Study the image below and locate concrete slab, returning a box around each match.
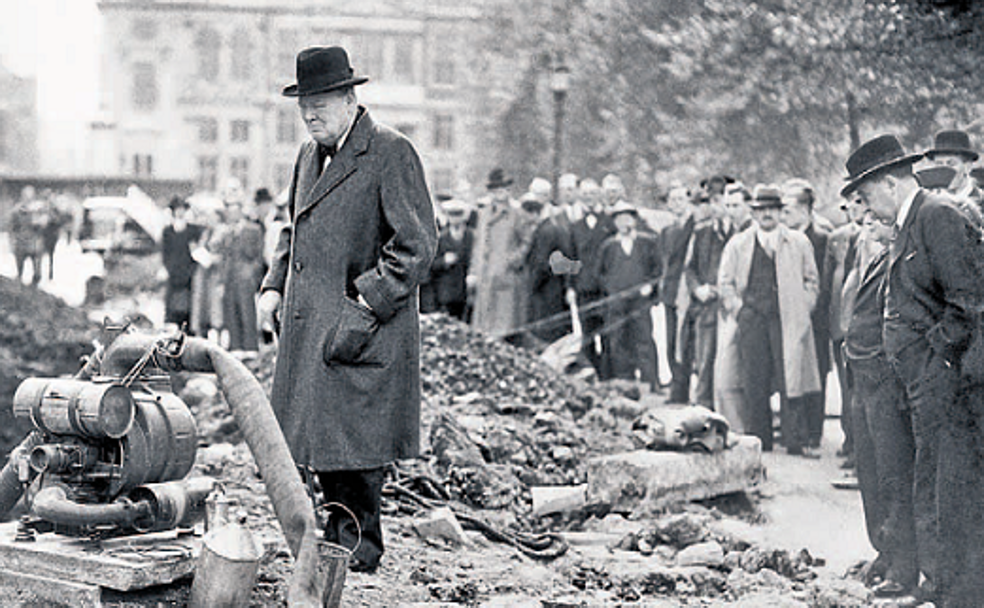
[0,568,102,607]
[0,522,199,592]
[585,435,765,517]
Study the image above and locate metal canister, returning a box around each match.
[188,512,263,608]
[204,487,233,533]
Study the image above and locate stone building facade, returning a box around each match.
[95,0,491,199]
[0,65,39,175]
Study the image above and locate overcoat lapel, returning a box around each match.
[296,109,373,219]
[889,190,925,272]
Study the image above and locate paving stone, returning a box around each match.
[585,434,765,516]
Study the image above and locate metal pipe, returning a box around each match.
[31,484,151,528]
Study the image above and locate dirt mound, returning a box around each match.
[0,277,99,453]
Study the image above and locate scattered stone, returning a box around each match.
[413,507,469,547]
[430,414,487,468]
[675,541,725,568]
[653,512,712,548]
[733,590,809,607]
[809,574,871,608]
[480,596,542,608]
[530,485,587,516]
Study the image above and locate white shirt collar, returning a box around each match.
[956,179,975,200]
[756,226,780,253]
[896,187,920,228]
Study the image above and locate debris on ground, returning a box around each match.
[0,300,878,606]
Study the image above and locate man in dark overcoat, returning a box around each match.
[844,134,984,606]
[684,177,735,407]
[660,185,696,403]
[597,202,662,390]
[257,46,437,573]
[161,196,203,331]
[525,194,576,344]
[431,198,473,321]
[842,212,918,598]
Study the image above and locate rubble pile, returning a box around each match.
[211,313,638,514]
[0,278,98,453]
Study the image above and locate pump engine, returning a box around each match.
[8,334,213,537]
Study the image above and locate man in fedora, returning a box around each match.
[924,129,982,211]
[717,184,821,455]
[842,133,984,605]
[257,45,437,573]
[468,168,533,340]
[597,201,662,391]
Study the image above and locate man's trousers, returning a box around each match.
[849,355,917,589]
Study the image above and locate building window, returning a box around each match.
[133,154,153,177]
[132,62,158,110]
[230,28,252,81]
[277,108,297,144]
[198,156,218,191]
[196,27,221,81]
[230,120,250,143]
[350,33,382,81]
[132,18,157,40]
[396,124,417,140]
[230,156,250,190]
[198,117,218,142]
[277,29,297,78]
[391,35,417,84]
[433,58,455,85]
[433,114,454,150]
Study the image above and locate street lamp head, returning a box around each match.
[550,64,571,94]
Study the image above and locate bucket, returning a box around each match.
[188,513,263,608]
[315,539,351,608]
[313,501,362,608]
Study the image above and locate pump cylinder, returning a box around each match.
[13,378,135,439]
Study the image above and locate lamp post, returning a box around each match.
[550,59,571,204]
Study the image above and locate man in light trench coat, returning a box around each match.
[257,46,437,573]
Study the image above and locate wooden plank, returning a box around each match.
[0,568,102,607]
[0,523,199,592]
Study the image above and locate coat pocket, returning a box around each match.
[325,297,380,365]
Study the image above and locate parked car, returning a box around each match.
[79,192,164,257]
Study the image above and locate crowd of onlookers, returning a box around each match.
[420,145,984,465]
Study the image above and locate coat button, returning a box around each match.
[294,261,304,272]
[293,311,303,319]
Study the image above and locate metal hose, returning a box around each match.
[32,484,151,528]
[0,431,44,520]
[99,334,323,606]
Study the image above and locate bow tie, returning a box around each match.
[320,143,338,159]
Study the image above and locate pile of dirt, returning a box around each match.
[0,277,99,454]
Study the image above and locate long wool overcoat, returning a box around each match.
[261,107,437,471]
[716,224,821,401]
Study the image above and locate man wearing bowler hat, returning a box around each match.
[842,133,984,605]
[717,184,821,456]
[924,129,982,212]
[257,46,437,573]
